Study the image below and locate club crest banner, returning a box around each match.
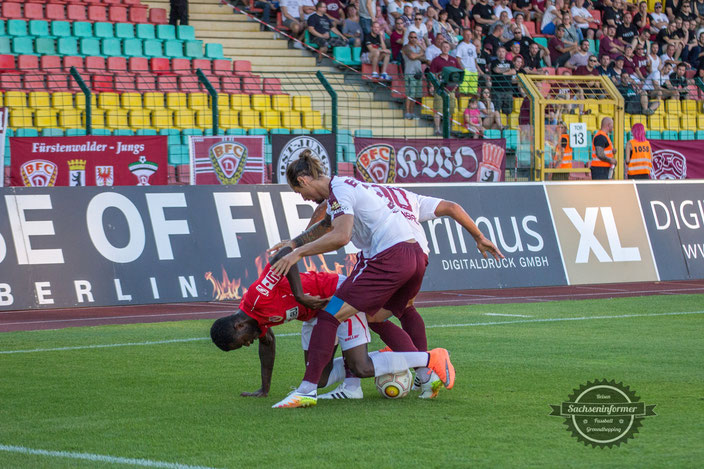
[9,136,167,186]
[649,140,704,179]
[271,134,336,183]
[354,137,506,183]
[0,108,7,187]
[189,136,265,185]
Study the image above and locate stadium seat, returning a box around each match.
[166,92,188,110]
[156,25,176,41]
[195,110,213,129]
[129,6,149,24]
[188,92,209,110]
[35,37,57,55]
[679,130,695,140]
[28,91,50,109]
[179,75,202,92]
[6,20,27,37]
[58,37,79,56]
[0,38,9,55]
[106,109,129,129]
[233,60,253,76]
[251,94,271,112]
[220,76,241,94]
[302,111,323,129]
[52,92,75,110]
[67,5,88,22]
[218,109,239,129]
[113,129,135,136]
[192,59,212,75]
[205,43,224,59]
[271,95,291,111]
[230,94,251,111]
[240,110,260,129]
[0,73,23,90]
[35,109,58,128]
[115,23,135,39]
[18,55,39,72]
[94,22,115,39]
[15,127,39,137]
[176,26,196,41]
[150,57,172,75]
[662,130,678,140]
[41,128,65,137]
[225,127,247,135]
[51,21,72,38]
[281,110,302,129]
[164,40,185,58]
[260,110,281,129]
[157,75,178,92]
[262,78,282,95]
[109,7,128,23]
[46,5,67,21]
[123,38,144,57]
[184,41,204,58]
[143,92,165,110]
[134,73,156,92]
[65,128,87,136]
[91,74,114,92]
[60,110,84,129]
[11,37,34,55]
[63,55,85,74]
[98,92,120,110]
[152,108,173,127]
[213,59,231,76]
[101,38,122,57]
[173,109,196,129]
[86,56,107,74]
[292,96,312,112]
[242,76,261,94]
[88,5,108,22]
[150,9,168,25]
[136,24,156,40]
[143,39,164,58]
[29,20,49,37]
[136,128,158,136]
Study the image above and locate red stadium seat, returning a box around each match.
[47,74,70,91]
[24,3,45,20]
[192,59,212,75]
[242,76,261,94]
[107,56,128,74]
[109,6,128,23]
[1,3,22,20]
[46,4,66,21]
[123,0,144,4]
[91,74,114,92]
[220,76,241,93]
[129,6,149,23]
[63,56,85,74]
[156,74,178,91]
[0,55,16,73]
[213,59,231,76]
[149,8,168,24]
[87,5,108,22]
[67,4,88,21]
[262,77,282,94]
[233,60,252,77]
[103,0,124,4]
[589,10,601,28]
[23,74,47,91]
[40,55,62,72]
[115,74,137,92]
[0,73,23,91]
[179,75,202,92]
[128,57,149,73]
[171,58,191,75]
[524,21,536,37]
[18,55,39,71]
[150,57,172,74]
[135,73,157,92]
[85,56,107,74]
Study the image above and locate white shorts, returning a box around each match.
[300,275,371,351]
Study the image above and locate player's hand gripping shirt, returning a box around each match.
[239,263,339,337]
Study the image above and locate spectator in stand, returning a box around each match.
[616,12,639,44]
[359,0,376,36]
[496,11,517,43]
[281,0,306,48]
[430,41,462,135]
[436,9,458,46]
[668,62,691,98]
[446,0,469,31]
[632,28,651,52]
[524,42,548,73]
[342,6,364,47]
[426,34,445,62]
[571,0,597,40]
[401,5,414,28]
[512,27,551,65]
[599,24,626,60]
[476,40,493,80]
[308,2,349,65]
[405,12,430,46]
[683,19,698,60]
[648,41,663,72]
[514,13,531,38]
[677,2,696,22]
[666,0,685,20]
[686,31,704,69]
[607,55,626,81]
[402,32,427,119]
[566,39,592,69]
[657,20,684,59]
[512,0,533,21]
[323,0,345,26]
[694,0,704,28]
[622,45,644,83]
[169,0,188,26]
[633,2,650,32]
[633,43,651,78]
[362,21,392,80]
[494,0,513,19]
[602,0,621,29]
[550,25,580,67]
[562,12,583,44]
[490,46,515,116]
[387,0,406,24]
[463,97,485,138]
[596,53,613,75]
[478,88,506,130]
[649,2,669,35]
[374,6,393,36]
[485,24,506,58]
[660,43,679,64]
[300,0,317,23]
[414,0,430,14]
[575,54,600,76]
[456,28,481,94]
[472,0,497,35]
[644,61,678,99]
[255,0,275,30]
[618,72,659,114]
[541,0,562,35]
[506,41,522,61]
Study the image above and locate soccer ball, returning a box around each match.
[375,369,413,399]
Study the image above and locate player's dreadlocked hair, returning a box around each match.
[210,315,238,351]
[286,150,325,188]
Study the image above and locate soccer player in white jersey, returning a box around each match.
[269,152,501,408]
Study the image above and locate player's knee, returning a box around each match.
[348,358,375,378]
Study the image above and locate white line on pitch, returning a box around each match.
[0,444,219,469]
[484,313,531,317]
[0,310,232,327]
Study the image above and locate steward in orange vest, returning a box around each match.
[591,118,617,180]
[626,123,652,179]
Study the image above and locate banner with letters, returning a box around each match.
[9,136,167,186]
[649,140,704,179]
[271,134,336,183]
[353,137,506,183]
[189,136,265,185]
[0,108,7,187]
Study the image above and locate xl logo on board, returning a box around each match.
[208,142,247,184]
[562,207,641,263]
[276,136,331,182]
[20,160,58,187]
[356,144,396,183]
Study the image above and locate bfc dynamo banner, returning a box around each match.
[9,136,167,186]
[649,140,704,179]
[354,137,506,183]
[189,136,265,185]
[271,134,337,183]
[0,108,7,187]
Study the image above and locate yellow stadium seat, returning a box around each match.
[173,109,195,128]
[421,97,433,116]
[151,108,173,128]
[651,100,666,116]
[302,110,322,129]
[271,94,291,112]
[280,110,301,129]
[239,109,260,129]
[665,100,681,115]
[682,99,698,114]
[680,115,697,130]
[35,109,58,128]
[697,115,704,130]
[665,114,680,130]
[647,115,663,131]
[52,92,75,110]
[218,109,239,129]
[144,92,165,110]
[9,108,33,127]
[251,94,271,112]
[630,114,646,127]
[85,108,106,127]
[260,110,281,130]
[217,93,230,109]
[512,98,523,113]
[75,94,97,110]
[195,110,213,128]
[230,94,251,111]
[58,109,82,128]
[5,91,27,108]
[600,103,614,115]
[28,92,51,109]
[129,109,151,128]
[581,115,596,129]
[188,92,209,111]
[0,92,3,108]
[292,95,312,112]
[509,113,519,128]
[562,113,579,125]
[106,109,129,129]
[121,93,143,110]
[97,92,120,110]
[583,103,599,115]
[166,92,188,110]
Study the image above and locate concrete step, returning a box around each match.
[216,39,288,49]
[240,55,316,66]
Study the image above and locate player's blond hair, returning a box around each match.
[286,150,325,187]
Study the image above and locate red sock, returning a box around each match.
[303,313,340,384]
[399,305,427,352]
[369,321,418,351]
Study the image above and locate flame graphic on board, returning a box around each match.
[302,254,357,276]
[205,267,247,301]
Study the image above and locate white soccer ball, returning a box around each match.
[375,369,413,399]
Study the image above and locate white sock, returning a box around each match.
[370,352,429,376]
[323,357,346,388]
[343,376,361,389]
[416,366,431,383]
[296,380,317,394]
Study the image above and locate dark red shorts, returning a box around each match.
[336,242,428,317]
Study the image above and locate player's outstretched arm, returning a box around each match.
[273,246,330,311]
[435,201,505,261]
[241,329,276,398]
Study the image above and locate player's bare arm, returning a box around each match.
[276,246,329,311]
[241,329,276,398]
[271,214,354,276]
[266,202,330,255]
[434,201,504,260]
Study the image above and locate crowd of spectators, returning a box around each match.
[247,0,704,134]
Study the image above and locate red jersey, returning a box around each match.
[239,263,339,337]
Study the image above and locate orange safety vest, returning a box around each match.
[627,139,652,176]
[591,130,613,168]
[556,133,573,168]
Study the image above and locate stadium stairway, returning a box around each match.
[141,0,436,137]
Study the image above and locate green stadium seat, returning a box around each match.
[225,128,247,135]
[0,38,10,54]
[184,41,204,58]
[7,20,28,37]
[35,37,57,55]
[0,20,5,36]
[12,37,35,55]
[333,47,352,65]
[291,128,309,135]
[354,129,372,137]
[248,128,268,135]
[503,129,518,150]
[203,128,225,135]
[16,128,39,137]
[167,134,181,146]
[351,47,361,65]
[485,129,502,139]
[270,128,291,135]
[94,22,115,39]
[101,38,122,57]
[313,129,331,134]
[176,25,196,41]
[679,130,694,140]
[143,39,164,58]
[205,43,224,59]
[29,20,50,37]
[696,130,704,140]
[662,130,678,140]
[51,21,72,38]
[91,129,112,136]
[73,22,94,39]
[168,144,189,165]
[181,128,203,136]
[534,37,548,48]
[58,37,79,56]
[163,40,184,58]
[123,38,144,57]
[136,24,156,40]
[65,128,87,136]
[113,129,135,136]
[645,130,661,139]
[156,24,176,40]
[159,128,180,136]
[115,23,135,39]
[80,38,101,57]
[41,128,65,137]
[136,128,158,135]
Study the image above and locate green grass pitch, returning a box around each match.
[1,294,703,468]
